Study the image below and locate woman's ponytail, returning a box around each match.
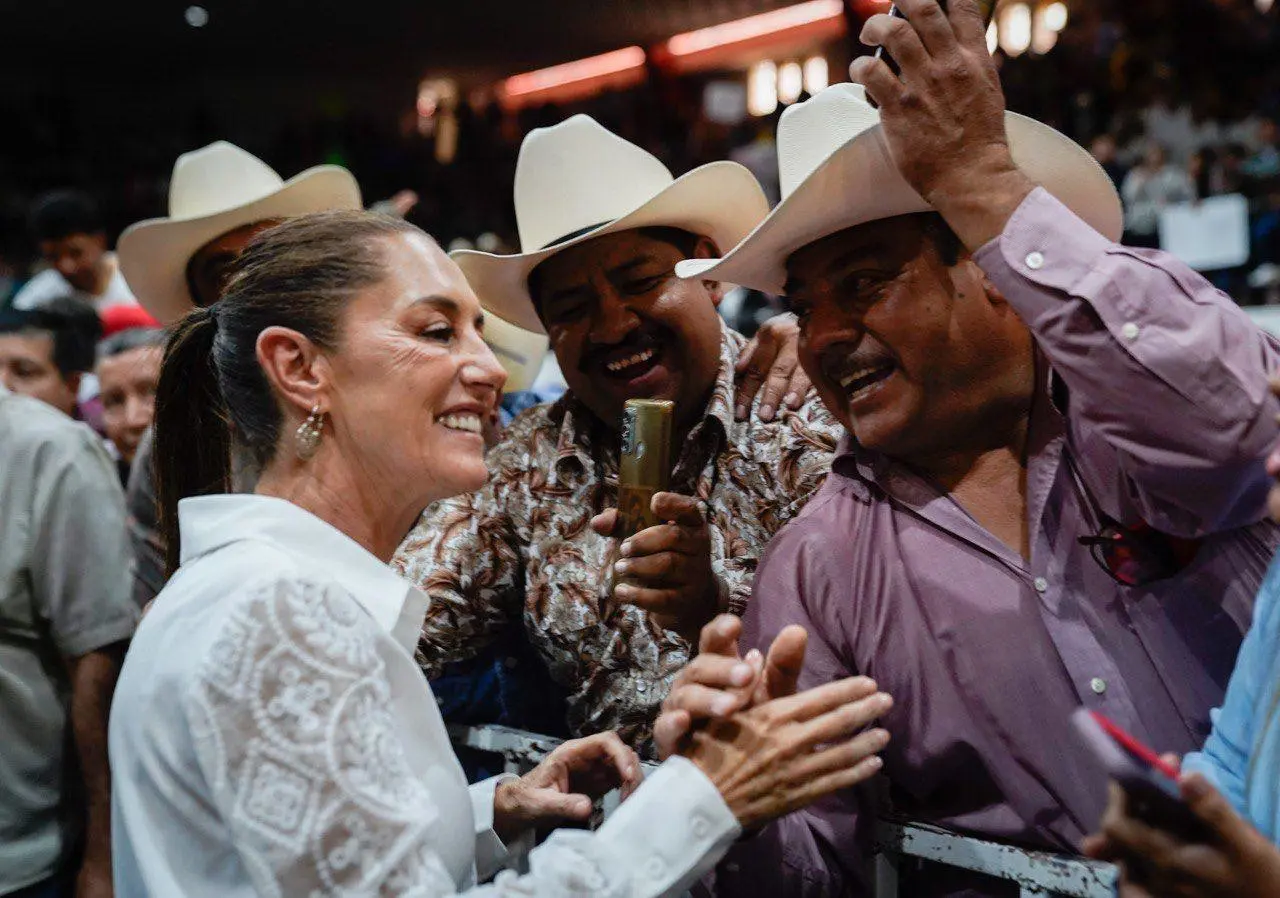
[153,305,231,577]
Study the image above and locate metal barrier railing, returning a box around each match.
[449,724,1119,897]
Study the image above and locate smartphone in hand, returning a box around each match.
[1072,709,1211,843]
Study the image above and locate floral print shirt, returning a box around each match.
[394,326,839,749]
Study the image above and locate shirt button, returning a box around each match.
[1033,577,1049,593]
[1121,321,1140,342]
[644,857,666,879]
[691,815,710,838]
[1090,677,1108,695]
[1025,251,1045,270]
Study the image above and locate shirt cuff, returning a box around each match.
[974,186,1114,304]
[594,754,741,895]
[470,773,520,881]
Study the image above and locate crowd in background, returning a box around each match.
[4,0,1280,311]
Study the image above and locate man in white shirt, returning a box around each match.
[12,191,136,313]
[0,381,138,898]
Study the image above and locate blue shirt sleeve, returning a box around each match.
[1182,553,1280,818]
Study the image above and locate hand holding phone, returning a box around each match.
[1072,709,1211,843]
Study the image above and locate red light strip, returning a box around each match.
[502,46,647,99]
[665,0,845,56]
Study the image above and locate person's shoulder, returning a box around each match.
[0,393,109,468]
[10,268,67,308]
[760,477,861,564]
[487,397,568,473]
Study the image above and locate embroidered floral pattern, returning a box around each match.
[396,327,839,749]
[184,576,644,896]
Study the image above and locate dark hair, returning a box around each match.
[0,296,103,375]
[152,210,421,575]
[527,225,705,312]
[97,326,167,364]
[28,190,105,243]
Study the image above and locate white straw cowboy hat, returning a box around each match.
[676,83,1123,294]
[483,313,549,394]
[118,141,362,323]
[451,114,771,334]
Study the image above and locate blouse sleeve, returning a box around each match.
[183,576,738,898]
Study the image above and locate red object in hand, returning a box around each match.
[1091,712,1182,781]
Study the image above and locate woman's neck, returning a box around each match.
[254,452,421,564]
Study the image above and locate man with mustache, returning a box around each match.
[660,1,1280,894]
[395,115,838,749]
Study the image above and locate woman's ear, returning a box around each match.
[255,326,329,419]
[692,236,726,307]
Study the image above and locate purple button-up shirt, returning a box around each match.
[712,189,1280,897]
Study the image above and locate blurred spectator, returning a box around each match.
[0,381,137,898]
[1090,133,1129,193]
[1243,117,1280,181]
[99,304,161,338]
[95,327,164,485]
[12,190,137,313]
[1189,147,1219,200]
[0,296,101,419]
[1122,143,1196,247]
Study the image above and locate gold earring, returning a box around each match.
[295,404,324,461]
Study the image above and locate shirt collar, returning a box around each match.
[549,322,741,480]
[177,493,424,652]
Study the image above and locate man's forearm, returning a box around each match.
[68,643,128,870]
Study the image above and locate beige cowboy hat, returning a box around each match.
[483,313,549,394]
[451,114,772,334]
[118,141,362,324]
[676,83,1123,294]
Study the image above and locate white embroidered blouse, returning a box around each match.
[109,494,739,897]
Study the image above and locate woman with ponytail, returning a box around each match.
[108,210,893,897]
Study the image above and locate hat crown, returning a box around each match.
[168,141,288,220]
[777,83,882,199]
[514,115,676,252]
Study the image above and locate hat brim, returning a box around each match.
[451,161,771,334]
[676,113,1123,294]
[118,165,363,324]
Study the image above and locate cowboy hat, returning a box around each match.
[483,312,549,394]
[118,141,362,324]
[675,83,1123,294]
[451,115,771,334]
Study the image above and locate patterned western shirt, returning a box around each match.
[394,326,839,749]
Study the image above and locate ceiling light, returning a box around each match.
[778,61,804,104]
[998,3,1032,56]
[184,6,209,27]
[501,46,646,104]
[1043,1,1069,31]
[666,0,844,56]
[803,55,829,94]
[986,20,999,54]
[748,61,778,117]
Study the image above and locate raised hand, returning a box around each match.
[849,0,1035,249]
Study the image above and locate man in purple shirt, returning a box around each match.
[658,1,1280,894]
